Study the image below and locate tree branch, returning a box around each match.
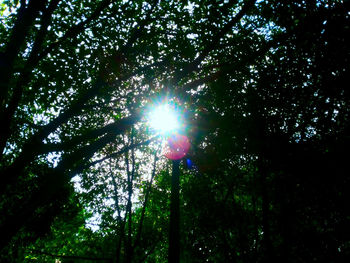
[0,110,141,194]
[3,1,162,171]
[37,0,112,62]
[71,136,157,175]
[0,0,47,108]
[172,0,257,84]
[0,0,61,155]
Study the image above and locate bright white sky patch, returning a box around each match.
[148,104,180,135]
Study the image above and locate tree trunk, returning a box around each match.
[259,159,273,263]
[168,159,180,263]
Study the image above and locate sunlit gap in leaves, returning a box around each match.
[146,99,193,163]
[71,101,185,232]
[70,139,166,233]
[147,102,183,136]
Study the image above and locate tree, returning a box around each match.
[0,0,257,255]
[179,1,350,262]
[1,0,350,262]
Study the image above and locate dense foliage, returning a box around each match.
[1,0,350,262]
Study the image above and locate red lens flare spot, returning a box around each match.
[164,134,190,160]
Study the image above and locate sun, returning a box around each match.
[148,104,181,135]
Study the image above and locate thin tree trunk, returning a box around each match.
[133,148,159,251]
[259,158,273,263]
[110,162,123,263]
[278,174,292,262]
[125,130,135,263]
[252,181,260,260]
[168,159,180,263]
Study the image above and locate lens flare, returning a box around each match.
[148,104,180,135]
[164,134,190,160]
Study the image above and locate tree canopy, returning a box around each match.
[1,0,350,262]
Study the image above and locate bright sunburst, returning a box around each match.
[148,104,180,135]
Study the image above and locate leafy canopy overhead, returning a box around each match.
[1,0,350,262]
